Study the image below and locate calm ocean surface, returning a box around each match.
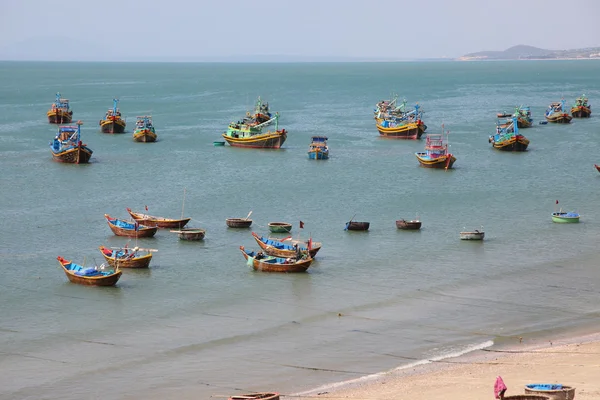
[0,60,599,400]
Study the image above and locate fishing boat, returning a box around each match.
[551,211,580,223]
[251,232,322,258]
[57,256,121,286]
[222,114,287,148]
[345,220,370,231]
[49,121,93,164]
[545,100,572,123]
[415,127,456,169]
[396,219,422,230]
[308,136,329,160]
[571,95,591,118]
[47,92,73,124]
[513,105,533,128]
[104,214,158,237]
[226,218,253,228]
[460,229,485,240]
[375,104,426,139]
[245,97,273,125]
[229,393,280,400]
[98,245,154,268]
[99,98,126,133]
[268,222,292,233]
[170,228,206,241]
[132,116,157,142]
[239,246,313,273]
[489,117,529,151]
[126,207,190,229]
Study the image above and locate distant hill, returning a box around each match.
[458,45,600,60]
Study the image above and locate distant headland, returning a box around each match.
[457,45,600,61]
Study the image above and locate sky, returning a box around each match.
[1,0,599,61]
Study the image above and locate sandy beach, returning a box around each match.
[293,334,600,400]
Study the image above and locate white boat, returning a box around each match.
[460,229,485,240]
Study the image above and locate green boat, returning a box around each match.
[268,222,292,233]
[551,212,580,223]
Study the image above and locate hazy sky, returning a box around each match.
[1,0,599,61]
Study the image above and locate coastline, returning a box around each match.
[292,332,600,400]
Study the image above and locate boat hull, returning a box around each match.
[222,130,287,149]
[595,164,600,173]
[252,232,321,258]
[491,135,529,151]
[100,119,126,133]
[345,221,370,231]
[105,214,158,237]
[171,228,206,240]
[127,209,190,229]
[47,110,73,124]
[376,120,425,139]
[308,149,329,159]
[396,220,422,230]
[416,153,456,169]
[551,214,580,223]
[571,106,591,118]
[57,257,121,286]
[51,143,93,164]
[98,246,152,268]
[226,218,253,228]
[268,222,292,233]
[240,247,313,273]
[460,231,485,240]
[133,129,157,142]
[516,117,533,128]
[546,113,572,123]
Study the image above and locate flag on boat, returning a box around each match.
[556,200,559,204]
[299,221,304,229]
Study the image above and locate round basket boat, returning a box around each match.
[268,222,292,233]
[226,218,253,228]
[524,384,575,400]
[171,228,206,241]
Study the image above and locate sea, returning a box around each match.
[0,60,599,400]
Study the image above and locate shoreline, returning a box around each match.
[292,331,600,400]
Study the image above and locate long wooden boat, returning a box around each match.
[308,136,329,160]
[489,117,529,151]
[133,116,157,142]
[99,98,126,133]
[126,208,190,228]
[552,211,580,223]
[47,92,73,124]
[240,246,313,273]
[251,232,322,258]
[460,230,485,240]
[98,245,153,268]
[170,228,206,240]
[345,221,370,231]
[104,214,158,237]
[222,114,287,149]
[57,256,121,286]
[513,105,533,128]
[229,393,280,400]
[545,100,572,123]
[268,222,292,233]
[226,218,253,228]
[571,95,591,118]
[50,121,93,164]
[375,119,425,139]
[415,128,456,169]
[244,97,274,125]
[396,219,422,230]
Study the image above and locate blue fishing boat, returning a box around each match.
[489,117,529,151]
[308,136,329,159]
[49,121,93,164]
[415,126,456,169]
[47,92,73,124]
[513,105,533,128]
[545,100,572,123]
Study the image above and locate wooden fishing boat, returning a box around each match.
[489,117,529,151]
[345,221,370,231]
[170,228,206,240]
[132,116,157,142]
[126,208,190,229]
[222,114,286,149]
[308,135,329,160]
[496,112,512,118]
[104,214,158,237]
[47,92,73,124]
[396,219,422,230]
[460,229,485,240]
[57,256,121,286]
[571,95,591,118]
[98,245,153,268]
[245,97,274,125]
[513,105,533,128]
[545,100,572,123]
[268,222,292,233]
[415,128,456,169]
[229,392,280,400]
[99,98,126,133]
[551,211,580,223]
[239,246,313,273]
[375,103,426,139]
[252,232,321,258]
[49,121,93,164]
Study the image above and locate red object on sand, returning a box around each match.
[495,376,508,399]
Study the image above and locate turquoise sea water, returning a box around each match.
[0,60,599,399]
